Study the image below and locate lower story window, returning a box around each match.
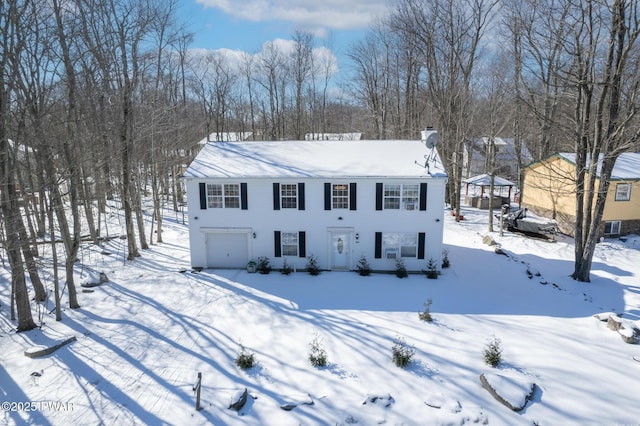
[383,233,418,258]
[604,221,621,236]
[282,232,299,256]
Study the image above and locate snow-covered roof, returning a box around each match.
[558,152,640,180]
[463,174,516,187]
[183,140,447,179]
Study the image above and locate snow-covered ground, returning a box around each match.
[1,204,640,425]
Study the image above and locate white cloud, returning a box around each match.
[187,41,339,77]
[195,0,387,30]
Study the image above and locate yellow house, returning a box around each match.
[522,153,640,237]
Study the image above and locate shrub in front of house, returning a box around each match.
[424,258,438,279]
[394,258,408,278]
[257,256,272,274]
[306,254,321,275]
[281,258,293,275]
[442,249,450,268]
[356,255,371,276]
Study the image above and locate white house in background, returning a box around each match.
[198,131,253,144]
[304,132,362,141]
[182,137,447,272]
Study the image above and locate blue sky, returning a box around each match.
[181,0,388,74]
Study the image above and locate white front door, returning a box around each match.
[330,231,351,270]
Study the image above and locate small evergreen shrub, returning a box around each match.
[483,336,503,368]
[394,258,408,278]
[235,344,256,370]
[257,256,272,274]
[391,336,415,368]
[442,249,450,268]
[418,298,433,322]
[309,333,328,367]
[356,255,371,276]
[425,258,438,279]
[306,254,321,276]
[281,258,293,275]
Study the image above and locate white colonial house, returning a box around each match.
[182,137,447,272]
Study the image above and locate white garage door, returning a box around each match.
[206,232,249,268]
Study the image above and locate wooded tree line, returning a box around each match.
[2,0,639,330]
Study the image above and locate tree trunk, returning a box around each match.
[135,189,149,250]
[81,165,99,244]
[1,0,36,330]
[9,245,37,332]
[46,192,62,321]
[16,213,47,301]
[52,0,82,308]
[1,174,37,330]
[122,149,140,260]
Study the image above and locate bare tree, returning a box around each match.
[52,0,87,308]
[290,31,314,140]
[1,0,37,331]
[254,42,288,140]
[309,36,338,137]
[190,51,239,140]
[391,0,499,217]
[568,0,640,281]
[474,54,516,232]
[503,0,574,160]
[347,22,392,139]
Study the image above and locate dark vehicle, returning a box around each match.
[498,207,558,238]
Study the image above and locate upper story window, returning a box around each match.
[383,184,420,210]
[332,184,349,209]
[325,182,356,210]
[207,183,240,208]
[384,184,401,209]
[273,183,305,210]
[615,183,631,201]
[199,182,247,210]
[402,184,419,210]
[280,184,298,208]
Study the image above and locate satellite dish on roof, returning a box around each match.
[421,128,439,149]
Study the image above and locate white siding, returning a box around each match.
[185,177,446,272]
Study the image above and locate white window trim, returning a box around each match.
[332,183,349,209]
[382,232,418,258]
[280,184,298,209]
[281,231,299,256]
[207,183,240,208]
[615,183,631,201]
[604,221,621,236]
[383,184,419,210]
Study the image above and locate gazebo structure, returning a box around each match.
[463,174,516,209]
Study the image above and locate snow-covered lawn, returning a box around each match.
[2,206,640,425]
